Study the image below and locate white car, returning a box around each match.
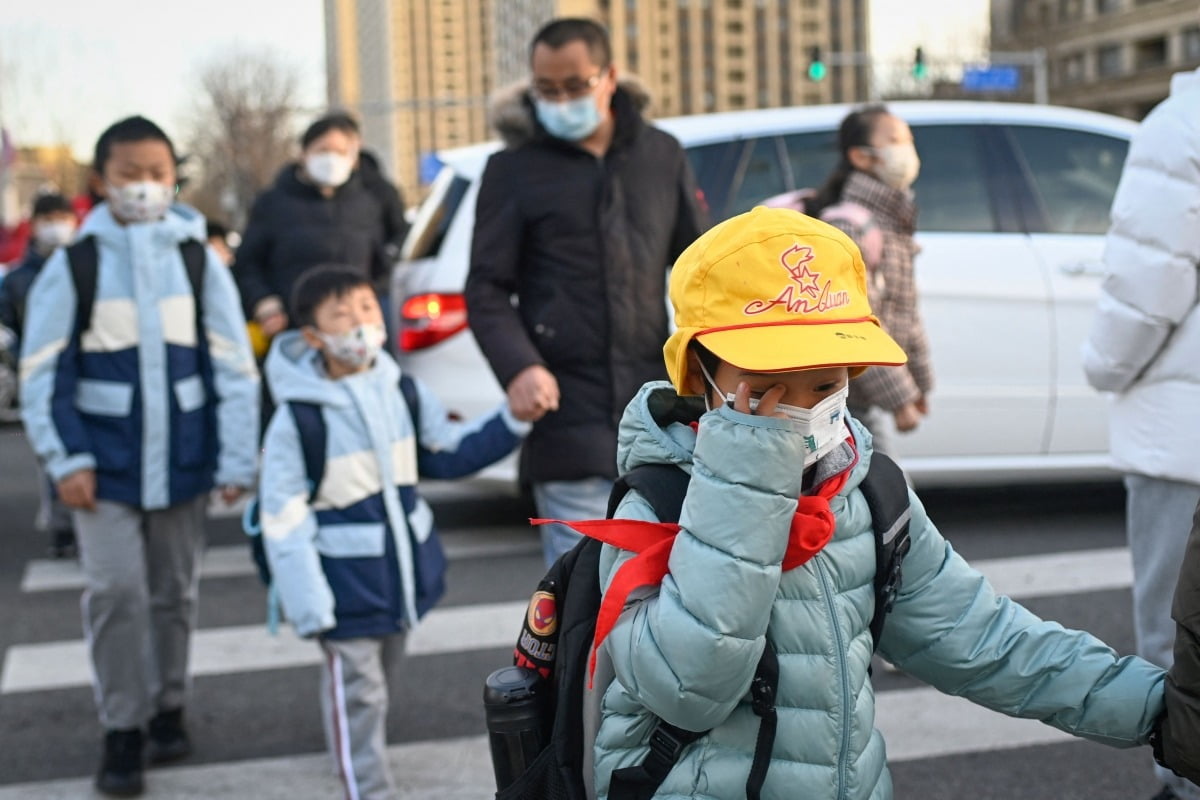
[390,100,1135,487]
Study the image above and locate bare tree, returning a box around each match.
[182,47,302,230]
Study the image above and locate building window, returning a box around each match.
[729,70,746,81]
[1097,0,1121,12]
[1134,36,1167,70]
[1059,52,1085,83]
[1057,0,1082,21]
[1185,27,1200,60]
[728,45,745,58]
[1097,44,1123,77]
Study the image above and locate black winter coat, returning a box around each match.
[1163,501,1200,783]
[233,164,406,318]
[466,84,706,482]
[0,247,48,348]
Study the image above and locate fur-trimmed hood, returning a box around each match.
[486,75,654,148]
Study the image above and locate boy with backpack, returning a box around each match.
[19,116,260,797]
[258,265,532,800]
[510,206,1185,800]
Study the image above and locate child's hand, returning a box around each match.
[731,381,789,419]
[57,469,97,511]
[218,485,247,505]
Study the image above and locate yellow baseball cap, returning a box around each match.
[664,206,907,395]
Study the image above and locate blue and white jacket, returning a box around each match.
[259,332,529,639]
[19,203,260,510]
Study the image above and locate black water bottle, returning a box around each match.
[483,665,547,791]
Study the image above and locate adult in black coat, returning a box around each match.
[465,18,706,565]
[234,112,408,335]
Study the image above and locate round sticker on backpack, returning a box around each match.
[527,591,557,637]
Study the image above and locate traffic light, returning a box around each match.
[807,46,827,82]
[912,46,928,80]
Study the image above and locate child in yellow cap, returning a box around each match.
[584,206,1181,799]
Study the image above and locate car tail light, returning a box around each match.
[399,293,468,351]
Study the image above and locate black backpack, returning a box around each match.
[491,452,911,800]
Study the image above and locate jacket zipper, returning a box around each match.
[816,557,852,800]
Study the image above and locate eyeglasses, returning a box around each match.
[530,73,603,102]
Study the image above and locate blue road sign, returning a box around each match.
[962,66,1021,93]
[419,151,444,185]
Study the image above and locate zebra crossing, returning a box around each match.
[0,474,1161,799]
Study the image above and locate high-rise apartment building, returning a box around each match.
[991,0,1200,119]
[325,0,871,196]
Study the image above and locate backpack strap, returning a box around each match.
[179,239,207,324]
[399,373,420,437]
[287,401,327,502]
[65,236,99,336]
[606,463,691,520]
[746,641,780,800]
[858,452,913,652]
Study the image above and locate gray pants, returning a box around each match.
[1125,473,1200,799]
[319,634,407,800]
[532,477,613,567]
[73,496,207,731]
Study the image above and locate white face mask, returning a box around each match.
[106,181,173,223]
[871,143,921,191]
[33,220,75,251]
[700,362,850,467]
[305,151,356,188]
[316,322,386,369]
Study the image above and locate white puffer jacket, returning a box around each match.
[1082,67,1200,484]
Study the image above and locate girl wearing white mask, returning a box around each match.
[806,105,933,458]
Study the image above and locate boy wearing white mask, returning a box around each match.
[18,116,260,796]
[577,207,1188,799]
[807,105,932,458]
[0,193,79,558]
[258,265,532,800]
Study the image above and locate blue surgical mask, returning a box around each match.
[534,95,602,141]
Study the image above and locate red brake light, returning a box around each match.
[399,293,468,351]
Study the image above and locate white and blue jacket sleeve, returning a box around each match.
[407,376,530,480]
[260,409,336,638]
[18,251,96,482]
[200,248,261,487]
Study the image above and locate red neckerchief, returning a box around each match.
[532,435,857,684]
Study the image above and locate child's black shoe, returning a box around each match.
[147,707,192,764]
[1148,787,1180,800]
[96,728,143,797]
[48,528,77,559]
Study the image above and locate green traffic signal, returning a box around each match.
[808,46,826,82]
[912,46,928,79]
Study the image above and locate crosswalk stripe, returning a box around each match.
[0,600,529,694]
[20,534,542,593]
[0,687,1085,798]
[2,546,1133,695]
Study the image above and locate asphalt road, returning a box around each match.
[0,423,1173,799]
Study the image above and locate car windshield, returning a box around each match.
[401,166,472,261]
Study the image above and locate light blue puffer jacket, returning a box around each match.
[593,382,1166,800]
